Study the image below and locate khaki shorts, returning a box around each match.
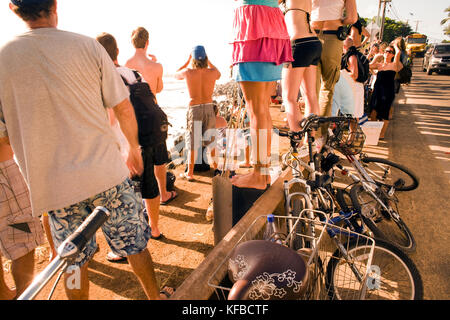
[185,103,216,150]
[0,159,45,260]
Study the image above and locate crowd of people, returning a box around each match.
[0,0,412,300]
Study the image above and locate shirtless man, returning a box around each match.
[125,27,175,207]
[175,46,221,181]
[125,27,163,99]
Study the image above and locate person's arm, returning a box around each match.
[393,44,402,72]
[207,60,221,80]
[155,63,164,93]
[348,55,359,81]
[175,55,192,80]
[112,98,143,177]
[342,0,358,25]
[361,27,370,47]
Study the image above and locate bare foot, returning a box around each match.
[230,171,270,190]
[159,286,175,299]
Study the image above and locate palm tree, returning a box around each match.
[441,6,450,35]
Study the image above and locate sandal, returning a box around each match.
[179,172,195,181]
[160,191,177,205]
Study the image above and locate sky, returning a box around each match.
[0,0,449,79]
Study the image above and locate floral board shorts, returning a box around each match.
[0,159,45,260]
[48,178,150,267]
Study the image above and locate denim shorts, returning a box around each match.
[48,178,150,267]
[233,62,283,82]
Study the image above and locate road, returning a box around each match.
[387,58,450,299]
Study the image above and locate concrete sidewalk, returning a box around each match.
[382,61,450,299]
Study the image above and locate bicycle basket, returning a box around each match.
[328,120,366,155]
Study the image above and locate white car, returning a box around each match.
[422,43,450,75]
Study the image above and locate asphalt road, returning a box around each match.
[387,58,450,299]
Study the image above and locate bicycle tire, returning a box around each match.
[350,184,416,253]
[326,238,423,300]
[361,157,419,191]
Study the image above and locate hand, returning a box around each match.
[126,147,144,178]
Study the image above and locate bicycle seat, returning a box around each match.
[227,240,309,300]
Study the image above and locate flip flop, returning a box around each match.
[151,233,165,240]
[160,191,177,205]
[106,251,127,263]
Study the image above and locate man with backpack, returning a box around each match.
[125,27,177,212]
[96,32,171,258]
[340,37,368,118]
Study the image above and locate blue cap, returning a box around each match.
[192,45,206,60]
[11,0,47,6]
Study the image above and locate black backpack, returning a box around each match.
[342,47,370,83]
[121,70,170,148]
[397,54,412,84]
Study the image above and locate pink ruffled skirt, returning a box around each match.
[231,3,293,66]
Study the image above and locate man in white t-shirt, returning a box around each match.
[0,0,170,300]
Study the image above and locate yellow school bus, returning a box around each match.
[406,33,428,57]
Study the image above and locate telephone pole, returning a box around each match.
[414,20,421,33]
[379,0,392,41]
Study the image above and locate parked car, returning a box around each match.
[422,43,450,75]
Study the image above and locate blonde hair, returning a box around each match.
[131,27,149,49]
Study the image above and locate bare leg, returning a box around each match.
[42,214,57,261]
[379,120,389,139]
[282,65,305,132]
[144,197,161,238]
[186,149,196,179]
[300,65,320,117]
[155,164,175,203]
[127,249,165,300]
[231,81,272,189]
[11,250,35,297]
[0,256,16,300]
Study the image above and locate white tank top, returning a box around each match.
[311,0,345,22]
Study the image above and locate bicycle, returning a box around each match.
[322,118,419,253]
[17,206,110,300]
[279,115,423,299]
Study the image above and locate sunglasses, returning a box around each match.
[385,50,394,54]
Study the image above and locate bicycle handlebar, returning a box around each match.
[58,206,110,259]
[17,206,110,300]
[277,114,356,140]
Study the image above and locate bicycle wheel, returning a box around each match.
[361,157,419,191]
[326,238,423,300]
[350,184,416,253]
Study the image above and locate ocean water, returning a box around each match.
[157,76,190,151]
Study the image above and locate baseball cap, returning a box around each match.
[10,0,47,6]
[192,45,206,60]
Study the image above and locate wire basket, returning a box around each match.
[328,120,366,155]
[207,214,375,300]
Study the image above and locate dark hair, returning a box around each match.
[96,33,118,62]
[11,0,55,21]
[192,56,208,69]
[131,27,149,49]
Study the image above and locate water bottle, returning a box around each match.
[263,214,283,244]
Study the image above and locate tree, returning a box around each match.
[381,18,413,43]
[361,17,412,43]
[441,6,450,36]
